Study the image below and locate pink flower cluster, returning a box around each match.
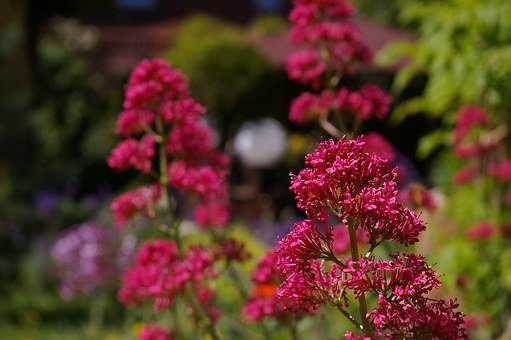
[453,106,498,159]
[487,159,511,182]
[213,238,250,263]
[286,50,326,88]
[465,221,496,241]
[286,0,390,129]
[399,183,437,212]
[108,59,230,229]
[139,324,171,340]
[333,223,368,255]
[111,184,161,226]
[289,85,390,124]
[119,239,219,320]
[108,135,157,174]
[288,0,371,79]
[242,249,319,322]
[344,256,465,339]
[272,137,466,337]
[290,137,424,245]
[452,105,509,189]
[242,251,288,321]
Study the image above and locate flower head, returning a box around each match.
[116,109,154,137]
[290,137,424,245]
[111,184,161,227]
[119,240,215,311]
[454,106,488,143]
[139,324,171,340]
[124,58,188,110]
[465,221,496,241]
[487,159,511,182]
[108,135,157,174]
[286,50,326,87]
[276,220,334,278]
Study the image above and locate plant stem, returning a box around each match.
[347,221,370,335]
[288,318,299,340]
[155,117,170,209]
[155,119,222,340]
[319,116,342,138]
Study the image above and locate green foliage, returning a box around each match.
[249,15,288,37]
[378,0,511,155]
[166,15,288,140]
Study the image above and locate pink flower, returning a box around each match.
[465,221,496,241]
[276,220,333,276]
[399,183,437,212]
[194,200,230,229]
[453,166,478,185]
[181,246,215,283]
[361,132,396,162]
[276,259,342,313]
[464,313,490,332]
[124,59,188,110]
[454,106,488,143]
[111,184,161,227]
[119,239,181,309]
[487,159,511,181]
[243,249,319,322]
[165,120,215,159]
[332,224,350,254]
[454,143,482,159]
[213,238,250,263]
[119,240,215,311]
[286,50,326,87]
[160,97,205,124]
[368,296,466,339]
[116,109,154,137]
[344,331,371,340]
[341,254,466,338]
[139,324,171,340]
[251,250,280,284]
[195,285,221,323]
[108,135,156,174]
[332,224,369,255]
[242,251,291,321]
[168,161,227,199]
[289,1,355,44]
[343,254,441,299]
[345,84,391,121]
[290,137,425,245]
[289,91,334,124]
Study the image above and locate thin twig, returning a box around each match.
[319,117,342,138]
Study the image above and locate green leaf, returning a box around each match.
[416,130,451,159]
[391,97,427,123]
[375,42,414,67]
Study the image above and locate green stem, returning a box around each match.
[155,117,171,210]
[347,221,370,335]
[155,118,221,340]
[288,318,299,340]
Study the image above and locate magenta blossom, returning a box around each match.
[290,137,425,245]
[139,324,171,340]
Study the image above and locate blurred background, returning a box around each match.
[2,0,511,338]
